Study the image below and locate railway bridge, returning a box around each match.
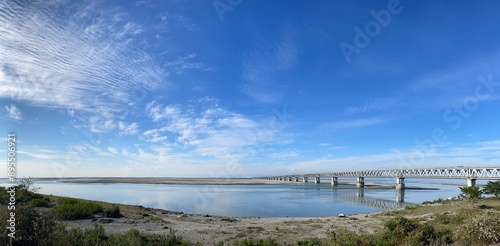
[256,166,500,190]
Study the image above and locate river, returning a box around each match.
[1,178,486,217]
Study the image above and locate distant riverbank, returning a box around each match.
[55,177,437,190]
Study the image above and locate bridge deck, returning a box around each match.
[258,167,500,180]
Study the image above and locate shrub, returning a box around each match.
[54,199,103,220]
[32,212,67,246]
[329,229,378,245]
[455,211,500,245]
[16,206,40,243]
[295,238,322,246]
[29,198,50,207]
[434,213,451,224]
[65,224,108,245]
[58,197,80,205]
[105,205,122,218]
[482,180,500,198]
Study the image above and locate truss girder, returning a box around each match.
[261,167,500,180]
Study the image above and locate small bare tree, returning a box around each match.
[17,177,40,193]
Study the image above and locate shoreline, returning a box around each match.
[56,195,388,244]
[52,177,438,190]
[50,193,500,244]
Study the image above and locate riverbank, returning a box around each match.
[45,194,499,245]
[53,177,437,190]
[47,193,383,244]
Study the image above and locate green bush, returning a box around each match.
[29,198,50,207]
[329,229,377,245]
[434,213,451,224]
[105,205,122,218]
[0,185,45,205]
[54,199,103,220]
[58,197,80,205]
[32,212,67,246]
[295,238,322,246]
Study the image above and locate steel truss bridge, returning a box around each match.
[256,166,500,189]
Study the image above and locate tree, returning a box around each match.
[459,186,483,208]
[18,177,40,193]
[482,180,500,198]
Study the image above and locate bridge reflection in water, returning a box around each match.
[306,185,412,211]
[327,188,410,211]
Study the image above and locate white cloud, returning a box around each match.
[143,99,289,160]
[107,147,118,154]
[146,101,181,122]
[5,104,22,120]
[164,53,206,74]
[118,122,138,135]
[0,1,165,115]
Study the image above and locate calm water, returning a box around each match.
[1,178,484,217]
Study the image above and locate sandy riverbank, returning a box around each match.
[55,196,500,245]
[60,200,386,244]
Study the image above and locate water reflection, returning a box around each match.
[331,188,411,211]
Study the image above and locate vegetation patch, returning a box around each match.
[105,205,122,218]
[221,217,238,222]
[28,197,50,207]
[53,198,103,220]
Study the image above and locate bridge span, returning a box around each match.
[256,166,500,190]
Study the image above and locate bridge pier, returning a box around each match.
[314,176,321,184]
[331,177,338,186]
[356,177,364,188]
[302,177,308,183]
[396,177,405,190]
[467,178,476,187]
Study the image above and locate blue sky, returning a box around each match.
[1,0,500,177]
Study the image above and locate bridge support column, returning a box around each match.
[331,177,338,186]
[314,177,321,184]
[396,177,405,190]
[467,178,476,187]
[303,177,308,183]
[357,177,364,188]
